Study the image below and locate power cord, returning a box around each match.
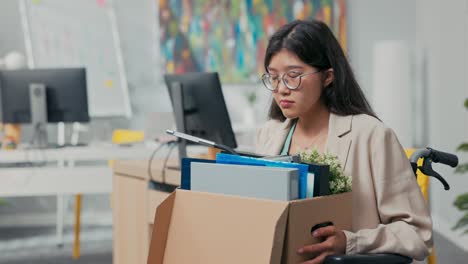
[148,141,177,180]
[160,142,177,182]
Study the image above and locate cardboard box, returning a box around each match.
[147,189,171,224]
[147,189,352,264]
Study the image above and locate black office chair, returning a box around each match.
[324,253,412,264]
[323,148,458,264]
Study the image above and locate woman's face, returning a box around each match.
[267,49,329,119]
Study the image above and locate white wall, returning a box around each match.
[346,0,418,147]
[346,0,416,96]
[416,0,468,250]
[348,0,468,251]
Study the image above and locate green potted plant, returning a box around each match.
[453,98,468,234]
[300,148,352,194]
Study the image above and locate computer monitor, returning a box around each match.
[0,68,89,148]
[164,72,237,159]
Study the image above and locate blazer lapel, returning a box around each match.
[259,119,289,156]
[267,119,291,155]
[326,113,353,171]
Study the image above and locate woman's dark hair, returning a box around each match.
[264,20,377,121]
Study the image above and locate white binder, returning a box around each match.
[191,162,299,201]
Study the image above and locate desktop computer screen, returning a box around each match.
[0,68,89,124]
[0,68,89,148]
[164,72,237,158]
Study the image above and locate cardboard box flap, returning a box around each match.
[150,189,290,264]
[271,206,289,263]
[148,191,176,264]
[147,190,171,224]
[283,192,353,263]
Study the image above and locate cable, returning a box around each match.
[148,141,176,180]
[148,142,168,179]
[160,142,177,182]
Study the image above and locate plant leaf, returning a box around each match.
[457,143,468,152]
[465,98,468,110]
[452,212,468,231]
[300,148,351,194]
[455,163,468,174]
[454,193,468,210]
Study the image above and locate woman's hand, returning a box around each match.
[297,225,347,264]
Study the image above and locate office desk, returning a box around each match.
[112,159,181,264]
[0,166,111,196]
[112,148,214,264]
[0,143,158,258]
[0,144,154,163]
[0,144,157,196]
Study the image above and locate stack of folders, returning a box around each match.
[180,153,330,201]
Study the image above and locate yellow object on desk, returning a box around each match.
[112,129,144,145]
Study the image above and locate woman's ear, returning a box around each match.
[323,69,334,88]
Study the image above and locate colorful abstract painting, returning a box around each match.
[159,0,346,83]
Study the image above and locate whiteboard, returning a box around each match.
[19,0,131,117]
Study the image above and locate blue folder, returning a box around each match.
[180,158,216,190]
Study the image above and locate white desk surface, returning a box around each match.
[0,143,208,197]
[0,166,111,197]
[0,143,155,162]
[0,143,162,197]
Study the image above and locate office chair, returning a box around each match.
[323,147,458,264]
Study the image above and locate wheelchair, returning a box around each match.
[323,147,459,264]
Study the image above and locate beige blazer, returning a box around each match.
[256,113,432,260]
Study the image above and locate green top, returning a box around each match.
[280,120,297,155]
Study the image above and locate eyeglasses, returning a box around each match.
[261,69,321,91]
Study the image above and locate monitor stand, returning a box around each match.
[170,82,187,161]
[29,83,48,149]
[170,82,226,164]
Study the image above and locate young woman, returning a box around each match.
[256,20,432,264]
